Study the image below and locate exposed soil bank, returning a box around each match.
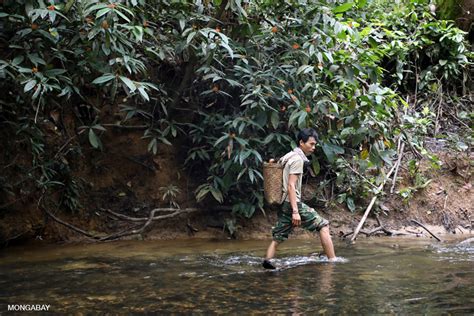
[1,144,472,247]
[141,150,473,242]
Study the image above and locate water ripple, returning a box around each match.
[432,238,474,262]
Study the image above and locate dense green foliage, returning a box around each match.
[0,0,471,219]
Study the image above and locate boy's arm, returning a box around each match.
[288,174,301,227]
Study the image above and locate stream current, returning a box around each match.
[0,237,473,314]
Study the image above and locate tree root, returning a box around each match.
[342,226,414,239]
[98,209,159,241]
[43,206,230,242]
[342,215,418,240]
[100,207,227,222]
[43,207,100,241]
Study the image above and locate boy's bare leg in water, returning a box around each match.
[265,240,279,259]
[263,241,279,269]
[319,226,336,260]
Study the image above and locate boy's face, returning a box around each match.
[300,136,317,156]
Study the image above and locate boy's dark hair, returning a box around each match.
[297,128,319,144]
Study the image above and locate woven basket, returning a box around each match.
[263,162,284,205]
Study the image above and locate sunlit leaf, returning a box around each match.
[333,3,354,14]
[119,76,136,92]
[23,80,36,92]
[92,74,115,84]
[95,8,111,19]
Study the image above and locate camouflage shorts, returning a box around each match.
[272,202,329,242]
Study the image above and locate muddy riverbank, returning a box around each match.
[1,151,472,247]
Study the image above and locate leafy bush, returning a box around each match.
[0,0,471,218]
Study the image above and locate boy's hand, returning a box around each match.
[292,212,301,227]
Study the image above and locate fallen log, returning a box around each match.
[350,162,398,243]
[390,142,405,193]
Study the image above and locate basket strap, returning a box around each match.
[278,151,301,204]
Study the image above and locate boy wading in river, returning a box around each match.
[263,128,336,269]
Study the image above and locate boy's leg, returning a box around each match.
[265,240,279,260]
[263,240,279,269]
[319,226,336,260]
[263,206,292,269]
[299,203,336,259]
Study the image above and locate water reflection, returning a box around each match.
[0,237,473,313]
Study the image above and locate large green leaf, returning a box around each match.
[322,143,344,163]
[88,129,101,149]
[332,2,354,14]
[311,158,320,176]
[23,80,36,92]
[119,76,136,92]
[210,187,223,203]
[92,74,115,84]
[95,8,111,19]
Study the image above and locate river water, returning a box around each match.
[0,237,473,314]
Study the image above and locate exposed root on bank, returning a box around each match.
[100,206,231,222]
[42,200,231,242]
[43,207,99,241]
[341,226,412,240]
[341,213,420,240]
